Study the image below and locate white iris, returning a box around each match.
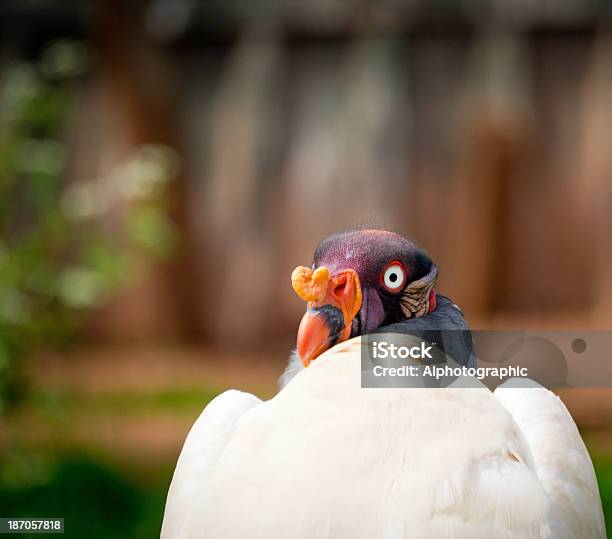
[383,264,405,291]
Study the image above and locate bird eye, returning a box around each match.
[382,262,407,292]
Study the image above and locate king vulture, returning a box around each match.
[162,229,605,539]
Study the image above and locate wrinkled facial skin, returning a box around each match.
[294,229,436,366]
[313,230,433,333]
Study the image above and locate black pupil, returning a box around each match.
[389,272,398,283]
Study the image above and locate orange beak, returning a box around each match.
[291,266,362,366]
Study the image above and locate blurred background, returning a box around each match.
[1,0,612,537]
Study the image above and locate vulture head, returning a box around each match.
[291,229,438,366]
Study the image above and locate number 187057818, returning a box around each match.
[0,518,64,534]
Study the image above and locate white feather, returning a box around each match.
[494,379,605,539]
[162,338,605,539]
[278,348,303,389]
[161,390,262,538]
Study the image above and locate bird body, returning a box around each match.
[162,230,604,538]
[162,338,604,539]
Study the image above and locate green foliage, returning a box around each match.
[30,387,222,419]
[0,452,168,539]
[0,40,179,413]
[0,442,610,539]
[593,456,612,534]
[0,382,219,537]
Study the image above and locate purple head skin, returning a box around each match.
[295,229,438,365]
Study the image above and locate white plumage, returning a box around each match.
[162,337,605,539]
